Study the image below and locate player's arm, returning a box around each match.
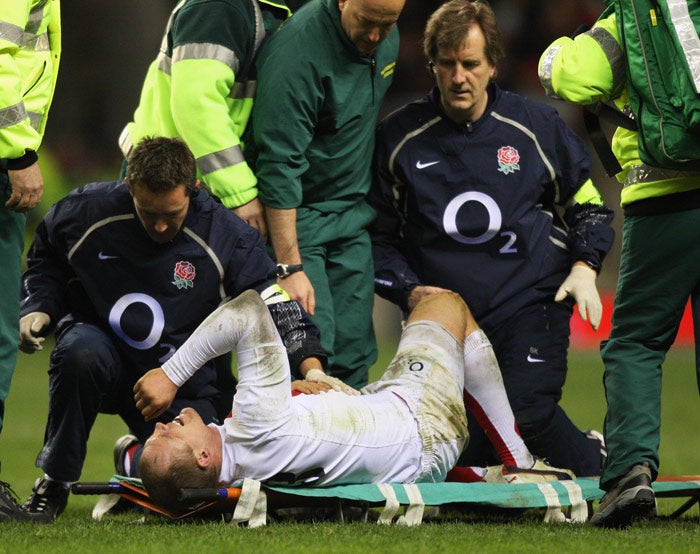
[367,133,422,313]
[20,203,74,332]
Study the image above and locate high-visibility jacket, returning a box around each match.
[0,0,61,165]
[539,12,700,211]
[121,0,292,209]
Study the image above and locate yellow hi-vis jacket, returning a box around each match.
[0,0,61,164]
[120,0,291,210]
[539,12,700,209]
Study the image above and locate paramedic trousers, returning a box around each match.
[600,208,700,490]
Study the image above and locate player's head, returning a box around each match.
[139,408,219,511]
[126,137,200,243]
[126,136,198,197]
[338,0,405,54]
[423,0,503,68]
[423,0,503,125]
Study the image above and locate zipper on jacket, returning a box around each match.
[370,54,376,105]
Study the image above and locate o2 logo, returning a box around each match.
[442,191,518,254]
[108,293,176,362]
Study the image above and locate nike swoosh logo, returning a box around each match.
[527,354,545,363]
[98,252,119,260]
[416,160,440,169]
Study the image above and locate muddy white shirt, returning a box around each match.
[162,290,467,488]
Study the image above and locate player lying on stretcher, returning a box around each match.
[134,290,574,511]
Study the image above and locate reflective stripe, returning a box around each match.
[668,0,700,92]
[27,111,42,131]
[156,50,171,75]
[538,44,561,98]
[27,0,49,34]
[172,42,241,74]
[0,21,24,46]
[588,26,626,98]
[624,164,700,186]
[23,32,49,51]
[197,145,246,175]
[230,80,257,100]
[118,125,133,158]
[251,0,266,53]
[0,102,28,129]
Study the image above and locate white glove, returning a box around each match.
[305,369,361,396]
[554,263,602,330]
[19,311,51,353]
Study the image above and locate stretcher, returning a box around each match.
[72,474,700,526]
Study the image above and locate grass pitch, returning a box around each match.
[1,338,699,553]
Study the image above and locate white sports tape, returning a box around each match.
[231,478,267,528]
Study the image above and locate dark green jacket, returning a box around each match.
[253,0,399,244]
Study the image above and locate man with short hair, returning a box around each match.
[135,290,574,512]
[369,0,614,477]
[16,137,330,522]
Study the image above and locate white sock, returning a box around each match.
[463,330,534,468]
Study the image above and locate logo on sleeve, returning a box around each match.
[497,146,520,175]
[172,260,196,290]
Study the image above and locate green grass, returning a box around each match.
[1,341,699,553]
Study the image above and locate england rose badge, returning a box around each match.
[172,260,196,289]
[497,146,520,175]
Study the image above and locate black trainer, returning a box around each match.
[0,480,30,522]
[590,462,656,528]
[113,434,139,476]
[23,478,70,523]
[107,434,142,515]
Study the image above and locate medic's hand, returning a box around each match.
[407,284,452,311]
[554,262,602,331]
[134,368,179,421]
[19,311,51,353]
[305,369,360,396]
[7,162,43,212]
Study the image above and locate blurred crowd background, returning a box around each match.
[36,0,620,301]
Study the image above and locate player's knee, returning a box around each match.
[409,291,469,339]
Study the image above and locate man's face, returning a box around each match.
[129,181,193,244]
[143,407,207,454]
[338,0,405,54]
[433,24,496,125]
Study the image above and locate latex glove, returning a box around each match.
[305,369,360,396]
[554,263,602,330]
[19,311,51,353]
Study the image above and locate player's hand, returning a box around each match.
[134,368,179,421]
[18,311,51,353]
[279,271,315,315]
[554,262,602,330]
[6,162,43,212]
[407,285,452,311]
[305,368,360,396]
[233,197,267,243]
[291,379,331,394]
